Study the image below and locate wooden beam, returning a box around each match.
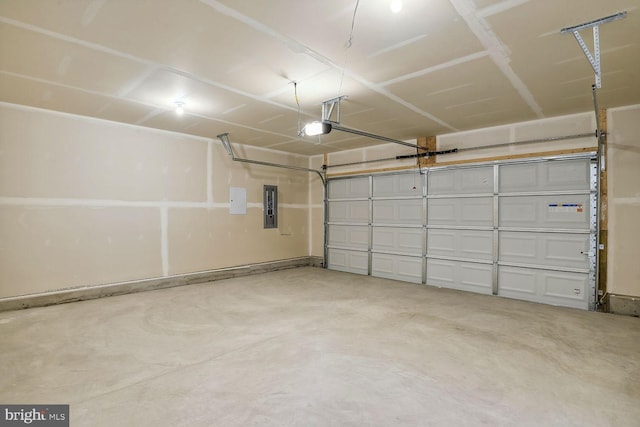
[598,108,608,307]
[598,109,608,230]
[417,136,437,167]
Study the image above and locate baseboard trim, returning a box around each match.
[0,257,325,312]
[609,294,640,317]
[309,256,324,268]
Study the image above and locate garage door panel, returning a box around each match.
[328,200,369,223]
[427,259,455,285]
[500,159,591,193]
[498,266,588,309]
[427,229,493,260]
[500,200,537,224]
[429,167,493,194]
[428,202,456,224]
[372,227,423,254]
[328,177,369,199]
[428,198,493,226]
[426,259,492,294]
[372,253,422,284]
[546,160,590,190]
[427,170,455,194]
[499,163,537,193]
[545,237,589,266]
[327,249,368,275]
[499,195,590,229]
[499,233,536,258]
[461,231,493,259]
[499,232,589,269]
[498,266,537,295]
[373,199,422,224]
[460,168,493,193]
[461,199,493,223]
[460,264,493,293]
[427,230,456,255]
[373,174,423,197]
[544,273,589,303]
[328,225,369,250]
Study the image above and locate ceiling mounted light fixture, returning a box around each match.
[390,0,402,13]
[174,101,185,115]
[303,121,332,136]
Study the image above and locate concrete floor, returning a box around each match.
[1,267,639,426]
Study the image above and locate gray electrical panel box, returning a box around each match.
[263,185,277,229]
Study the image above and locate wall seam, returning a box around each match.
[207,140,213,204]
[0,197,312,209]
[160,206,169,277]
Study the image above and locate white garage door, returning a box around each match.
[325,155,597,310]
[326,176,370,274]
[371,173,424,284]
[497,159,595,309]
[426,166,494,294]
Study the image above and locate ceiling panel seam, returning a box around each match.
[198,0,458,131]
[260,67,333,99]
[555,44,636,66]
[221,104,247,115]
[560,70,625,86]
[445,96,497,110]
[379,51,490,87]
[0,16,150,65]
[0,101,215,142]
[367,34,428,59]
[0,16,299,113]
[477,0,529,18]
[265,134,362,150]
[448,0,544,118]
[464,107,511,119]
[134,108,165,125]
[0,70,297,140]
[116,66,160,98]
[425,83,474,97]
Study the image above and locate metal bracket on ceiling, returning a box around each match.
[561,11,627,89]
[319,95,424,149]
[321,96,348,124]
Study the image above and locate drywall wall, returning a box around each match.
[0,103,313,298]
[3,102,636,302]
[607,105,640,297]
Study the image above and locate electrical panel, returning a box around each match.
[263,185,277,229]
[229,187,247,215]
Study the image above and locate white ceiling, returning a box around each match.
[1,0,639,155]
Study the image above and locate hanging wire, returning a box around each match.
[337,0,360,96]
[292,81,302,136]
[346,0,360,49]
